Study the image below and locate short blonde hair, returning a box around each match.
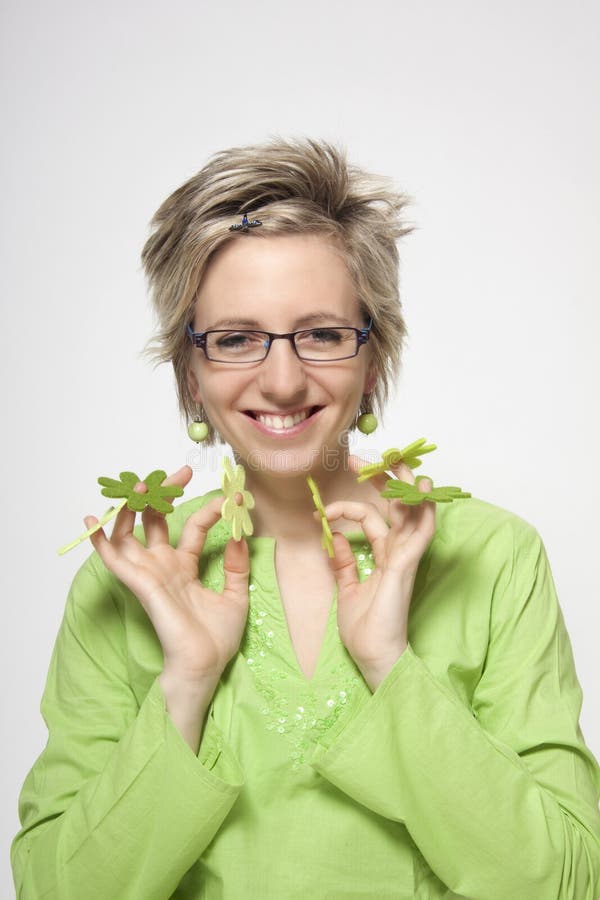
[142,137,412,444]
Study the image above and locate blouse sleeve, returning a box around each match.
[11,552,244,900]
[310,525,600,900]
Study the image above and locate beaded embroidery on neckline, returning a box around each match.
[200,536,375,771]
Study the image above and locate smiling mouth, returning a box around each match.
[245,406,321,430]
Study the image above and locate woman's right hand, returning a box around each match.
[85,466,249,690]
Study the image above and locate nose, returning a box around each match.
[257,335,308,403]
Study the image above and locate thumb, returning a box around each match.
[222,537,250,606]
[329,532,360,594]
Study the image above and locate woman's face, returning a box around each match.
[188,233,376,477]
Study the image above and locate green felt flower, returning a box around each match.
[98,470,184,514]
[356,438,437,482]
[221,458,255,541]
[57,467,185,556]
[306,475,335,558]
[381,475,471,505]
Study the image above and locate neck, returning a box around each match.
[240,449,378,542]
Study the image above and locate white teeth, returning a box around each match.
[256,409,310,429]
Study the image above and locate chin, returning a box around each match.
[242,449,320,479]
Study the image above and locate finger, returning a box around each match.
[386,508,436,577]
[328,531,360,593]
[388,476,434,529]
[159,465,194,502]
[347,453,415,490]
[413,477,437,537]
[388,479,436,567]
[347,453,379,479]
[142,505,170,548]
[84,515,129,575]
[222,537,250,609]
[142,466,193,547]
[388,460,416,484]
[111,483,146,541]
[414,497,436,546]
[321,499,389,568]
[177,495,224,558]
[418,476,433,493]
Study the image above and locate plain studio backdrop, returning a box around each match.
[1,0,599,895]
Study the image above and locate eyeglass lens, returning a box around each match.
[205,327,359,362]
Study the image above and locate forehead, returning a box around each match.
[194,233,360,328]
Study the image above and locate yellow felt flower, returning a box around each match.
[221,458,255,541]
[306,475,335,558]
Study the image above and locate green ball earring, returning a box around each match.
[188,418,209,443]
[356,413,378,435]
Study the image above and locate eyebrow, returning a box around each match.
[204,313,355,330]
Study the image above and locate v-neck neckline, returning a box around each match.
[247,532,370,685]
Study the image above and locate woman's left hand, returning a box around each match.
[321,456,436,691]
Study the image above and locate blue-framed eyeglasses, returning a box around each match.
[186,319,373,364]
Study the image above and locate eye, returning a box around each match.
[214,331,263,350]
[300,328,344,344]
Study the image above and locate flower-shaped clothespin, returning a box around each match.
[381,475,471,505]
[356,438,437,483]
[306,475,335,558]
[57,469,184,555]
[221,458,255,541]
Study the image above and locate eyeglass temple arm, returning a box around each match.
[358,318,373,345]
[186,324,206,349]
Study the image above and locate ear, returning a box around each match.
[187,367,202,405]
[363,361,377,395]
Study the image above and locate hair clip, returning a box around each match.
[306,475,335,557]
[356,438,437,482]
[221,458,255,540]
[229,212,262,233]
[57,470,184,555]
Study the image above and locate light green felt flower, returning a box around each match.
[381,475,471,505]
[306,475,335,558]
[221,458,255,541]
[356,438,437,482]
[98,470,183,514]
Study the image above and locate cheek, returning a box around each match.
[199,374,244,416]
[339,373,368,407]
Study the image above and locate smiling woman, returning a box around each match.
[11,138,600,900]
[186,233,376,481]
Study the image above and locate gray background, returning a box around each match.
[2,0,599,895]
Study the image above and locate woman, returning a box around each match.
[12,139,600,899]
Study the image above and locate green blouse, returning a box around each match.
[12,491,600,899]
